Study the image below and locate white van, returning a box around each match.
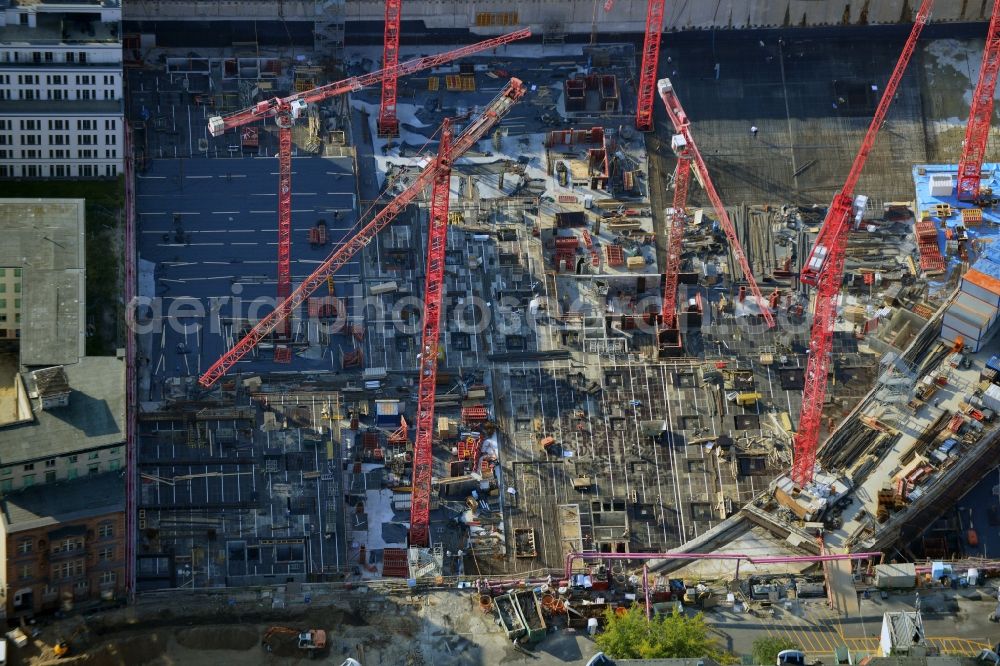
[0,637,8,665]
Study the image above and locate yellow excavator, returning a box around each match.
[53,625,87,658]
[262,626,327,657]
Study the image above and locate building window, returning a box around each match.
[87,463,99,475]
[105,165,117,177]
[98,523,114,539]
[98,546,114,561]
[88,452,100,460]
[53,538,83,554]
[16,538,32,555]
[19,565,31,581]
[104,120,115,130]
[44,458,55,468]
[1,466,10,476]
[99,571,116,585]
[14,269,20,277]
[79,52,86,63]
[1,479,11,492]
[52,559,84,580]
[74,580,88,592]
[66,52,74,63]
[108,459,120,471]
[45,52,53,62]
[68,454,77,463]
[22,462,33,471]
[22,474,34,487]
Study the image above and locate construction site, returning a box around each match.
[62,0,1000,663]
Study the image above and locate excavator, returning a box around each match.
[262,626,327,657]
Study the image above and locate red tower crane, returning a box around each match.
[409,119,453,546]
[205,29,529,335]
[635,0,665,131]
[198,79,528,388]
[957,2,1000,202]
[793,0,934,486]
[657,79,775,327]
[378,0,403,137]
[661,138,691,328]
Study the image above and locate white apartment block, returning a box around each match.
[0,0,123,179]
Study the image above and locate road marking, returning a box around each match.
[186,175,213,179]
[231,242,259,246]
[212,211,240,214]
[138,175,167,179]
[250,210,276,214]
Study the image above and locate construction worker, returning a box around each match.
[750,125,759,139]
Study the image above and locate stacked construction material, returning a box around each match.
[941,246,1000,352]
[914,220,945,275]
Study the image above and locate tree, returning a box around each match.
[752,637,800,666]
[595,606,719,660]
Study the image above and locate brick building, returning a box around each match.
[0,472,125,616]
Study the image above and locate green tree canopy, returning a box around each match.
[751,637,801,666]
[595,606,720,660]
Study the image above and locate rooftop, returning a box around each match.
[0,9,120,46]
[0,198,86,367]
[0,470,123,532]
[0,355,124,465]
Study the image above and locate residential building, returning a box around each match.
[0,471,125,615]
[0,0,124,179]
[0,265,21,340]
[0,198,125,616]
[0,199,125,491]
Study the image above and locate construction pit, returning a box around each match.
[109,20,1000,666]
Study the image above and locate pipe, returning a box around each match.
[564,550,884,579]
[643,564,651,620]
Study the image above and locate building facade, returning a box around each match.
[0,472,125,616]
[0,266,21,339]
[0,0,123,179]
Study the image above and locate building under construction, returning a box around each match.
[116,1,1000,648]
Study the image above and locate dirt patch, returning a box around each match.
[58,632,168,665]
[175,626,258,651]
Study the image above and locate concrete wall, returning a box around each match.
[125,0,998,32]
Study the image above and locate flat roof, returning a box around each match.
[0,198,86,367]
[0,355,124,465]
[1,471,123,533]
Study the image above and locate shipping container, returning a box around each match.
[983,384,1000,412]
[942,311,984,341]
[962,269,1000,307]
[987,355,1000,373]
[875,562,916,589]
[364,366,388,380]
[954,291,998,325]
[940,322,982,352]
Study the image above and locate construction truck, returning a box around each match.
[262,626,327,657]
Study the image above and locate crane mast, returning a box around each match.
[656,78,775,328]
[409,120,453,547]
[661,140,691,329]
[957,1,1000,201]
[635,0,665,131]
[378,0,403,137]
[792,0,934,486]
[198,79,528,388]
